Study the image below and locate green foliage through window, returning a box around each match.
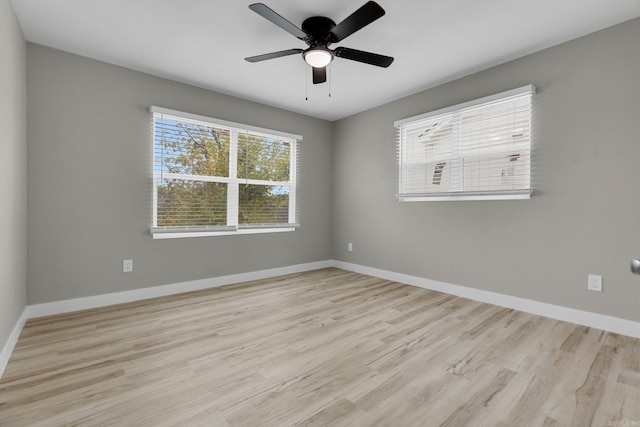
[152,108,299,233]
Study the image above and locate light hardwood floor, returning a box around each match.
[1,268,638,426]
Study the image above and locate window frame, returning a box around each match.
[394,85,535,202]
[150,106,301,239]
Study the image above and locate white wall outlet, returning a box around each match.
[348,242,353,252]
[123,259,133,273]
[587,274,602,292]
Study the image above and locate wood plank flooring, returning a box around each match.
[1,268,638,426]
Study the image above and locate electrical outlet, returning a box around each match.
[348,242,353,252]
[123,259,133,273]
[587,274,602,292]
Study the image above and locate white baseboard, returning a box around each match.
[0,307,29,380]
[3,258,639,382]
[2,261,326,381]
[27,260,333,319]
[333,261,640,339]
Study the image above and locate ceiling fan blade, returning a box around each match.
[329,1,385,42]
[245,49,304,63]
[248,3,308,40]
[312,67,327,84]
[334,47,393,67]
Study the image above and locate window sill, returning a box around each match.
[397,190,531,202]
[152,227,296,239]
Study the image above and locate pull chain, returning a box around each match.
[305,67,333,100]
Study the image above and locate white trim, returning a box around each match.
[394,85,536,128]
[27,260,332,318]
[155,172,231,184]
[0,307,28,380]
[152,226,296,239]
[399,190,531,202]
[289,141,298,224]
[227,128,239,227]
[150,106,303,141]
[333,261,640,339]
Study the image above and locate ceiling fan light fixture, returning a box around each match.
[303,47,333,68]
[245,2,394,85]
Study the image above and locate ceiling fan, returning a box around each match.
[244,1,394,84]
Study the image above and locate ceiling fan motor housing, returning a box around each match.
[301,16,337,46]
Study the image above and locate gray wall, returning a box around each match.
[22,17,640,325]
[0,0,27,346]
[27,44,333,304]
[332,18,640,322]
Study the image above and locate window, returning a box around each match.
[151,106,301,238]
[395,85,534,201]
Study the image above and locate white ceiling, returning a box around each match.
[12,0,640,121]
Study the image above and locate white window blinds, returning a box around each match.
[151,107,301,237]
[395,85,534,201]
